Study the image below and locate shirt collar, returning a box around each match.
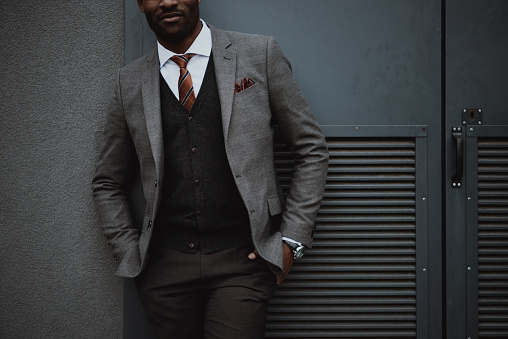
[157,19,212,69]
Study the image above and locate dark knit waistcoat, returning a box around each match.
[150,55,253,253]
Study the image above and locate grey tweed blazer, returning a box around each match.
[92,25,329,278]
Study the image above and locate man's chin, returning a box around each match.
[159,28,190,43]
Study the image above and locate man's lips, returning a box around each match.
[160,12,183,23]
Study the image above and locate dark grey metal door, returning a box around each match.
[445,1,508,339]
[116,0,508,338]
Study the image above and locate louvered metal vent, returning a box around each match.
[267,137,417,338]
[477,137,508,338]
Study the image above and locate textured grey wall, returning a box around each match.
[1,2,124,338]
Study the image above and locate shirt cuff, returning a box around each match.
[282,236,303,247]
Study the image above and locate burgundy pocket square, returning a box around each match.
[234,77,255,94]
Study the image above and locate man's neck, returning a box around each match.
[159,21,203,54]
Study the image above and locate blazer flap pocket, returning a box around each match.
[267,195,282,216]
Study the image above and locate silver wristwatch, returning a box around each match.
[282,240,306,260]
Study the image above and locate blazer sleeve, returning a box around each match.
[92,69,142,274]
[266,37,329,247]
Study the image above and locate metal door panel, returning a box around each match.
[267,125,429,338]
[445,1,508,338]
[465,127,508,339]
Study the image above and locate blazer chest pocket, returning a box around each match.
[267,195,282,216]
[233,83,262,105]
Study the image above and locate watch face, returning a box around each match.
[295,247,306,259]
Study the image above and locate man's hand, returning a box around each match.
[248,242,294,285]
[277,242,294,285]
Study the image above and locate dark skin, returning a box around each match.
[137,0,203,54]
[137,0,295,284]
[249,244,294,285]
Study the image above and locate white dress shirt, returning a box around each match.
[158,19,212,99]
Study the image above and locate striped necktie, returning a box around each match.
[170,54,196,112]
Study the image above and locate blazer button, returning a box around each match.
[191,147,197,153]
[189,243,195,248]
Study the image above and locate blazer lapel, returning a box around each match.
[141,48,164,179]
[210,25,236,142]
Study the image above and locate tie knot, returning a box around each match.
[170,54,195,68]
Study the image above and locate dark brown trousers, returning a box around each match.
[135,247,277,339]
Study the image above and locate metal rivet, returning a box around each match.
[452,183,457,187]
[478,109,482,113]
[463,109,467,113]
[355,127,359,131]
[462,121,467,125]
[468,267,471,271]
[478,121,482,125]
[470,127,474,131]
[457,183,461,187]
[422,197,426,201]
[423,268,427,272]
[468,197,471,200]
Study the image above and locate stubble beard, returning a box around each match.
[144,12,200,48]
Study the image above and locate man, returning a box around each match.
[92,0,328,337]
